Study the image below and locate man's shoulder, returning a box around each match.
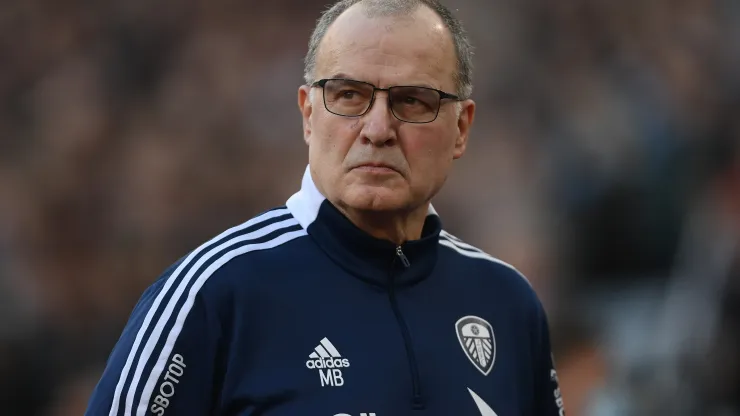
[154,206,309,297]
[194,205,307,265]
[438,230,534,294]
[438,230,547,321]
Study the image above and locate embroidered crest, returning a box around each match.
[456,316,496,376]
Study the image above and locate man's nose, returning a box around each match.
[360,91,398,147]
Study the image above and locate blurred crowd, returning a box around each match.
[0,0,738,414]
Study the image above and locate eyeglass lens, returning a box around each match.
[323,79,441,123]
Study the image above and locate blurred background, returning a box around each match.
[0,0,738,414]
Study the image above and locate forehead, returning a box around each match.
[316,4,456,89]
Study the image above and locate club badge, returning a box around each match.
[456,316,496,376]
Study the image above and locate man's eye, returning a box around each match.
[340,90,358,99]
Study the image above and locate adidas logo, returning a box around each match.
[306,337,349,387]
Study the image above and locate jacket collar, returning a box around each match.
[286,165,441,288]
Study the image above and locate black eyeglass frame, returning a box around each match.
[310,78,463,124]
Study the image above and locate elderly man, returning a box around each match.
[86,1,565,415]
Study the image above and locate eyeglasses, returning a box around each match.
[310,78,462,124]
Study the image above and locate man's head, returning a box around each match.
[298,0,475,217]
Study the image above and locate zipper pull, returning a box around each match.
[396,246,411,268]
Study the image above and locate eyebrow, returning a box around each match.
[326,73,438,90]
[328,72,353,80]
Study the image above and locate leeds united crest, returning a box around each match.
[456,316,496,376]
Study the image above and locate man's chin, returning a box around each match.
[340,185,409,212]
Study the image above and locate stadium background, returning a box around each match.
[0,0,738,414]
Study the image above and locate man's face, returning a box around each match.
[298,4,475,214]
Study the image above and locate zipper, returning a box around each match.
[389,246,424,409]
[396,246,411,267]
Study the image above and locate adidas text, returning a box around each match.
[305,358,350,369]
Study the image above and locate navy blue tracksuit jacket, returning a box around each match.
[86,166,565,416]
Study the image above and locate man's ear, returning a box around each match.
[453,99,475,159]
[298,85,313,145]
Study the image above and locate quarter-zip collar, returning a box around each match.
[286,165,441,288]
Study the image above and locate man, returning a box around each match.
[86,0,566,415]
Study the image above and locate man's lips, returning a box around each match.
[353,162,398,173]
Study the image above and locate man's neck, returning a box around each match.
[335,203,430,246]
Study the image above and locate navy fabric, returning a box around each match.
[85,167,565,416]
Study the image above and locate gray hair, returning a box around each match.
[303,0,474,99]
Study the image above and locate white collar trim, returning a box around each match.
[286,165,439,230]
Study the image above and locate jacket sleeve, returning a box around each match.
[532,299,566,416]
[86,259,223,416]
